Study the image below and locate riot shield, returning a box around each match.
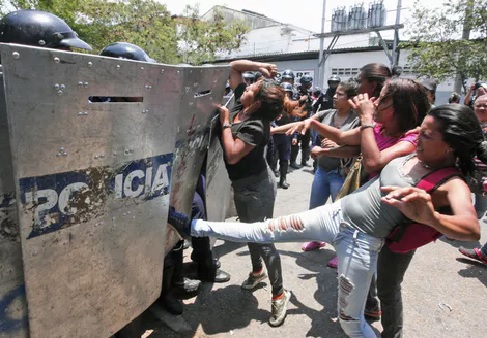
[205,96,234,222]
[167,65,229,248]
[0,44,181,338]
[0,71,29,337]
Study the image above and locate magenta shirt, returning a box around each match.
[367,123,419,178]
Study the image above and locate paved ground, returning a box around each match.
[130,164,487,338]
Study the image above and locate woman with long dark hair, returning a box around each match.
[215,60,301,327]
[170,103,482,338]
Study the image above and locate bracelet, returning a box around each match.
[222,123,232,129]
[360,123,376,131]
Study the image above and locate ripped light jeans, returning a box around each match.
[192,201,383,338]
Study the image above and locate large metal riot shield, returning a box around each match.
[0,70,29,337]
[205,99,234,222]
[0,43,186,338]
[167,66,230,247]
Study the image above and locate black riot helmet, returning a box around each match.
[242,72,254,79]
[100,42,155,62]
[281,82,294,93]
[299,75,313,85]
[281,69,295,80]
[0,10,92,50]
[327,75,341,84]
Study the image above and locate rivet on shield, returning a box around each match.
[12,52,20,59]
[142,109,149,114]
[54,83,60,90]
[32,251,38,257]
[78,111,88,116]
[88,62,93,68]
[53,57,60,63]
[56,147,68,157]
[116,65,121,70]
[78,81,84,87]
[83,82,89,88]
[141,67,145,70]
[161,69,165,73]
[144,85,152,91]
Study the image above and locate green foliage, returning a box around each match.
[177,5,250,65]
[402,0,487,92]
[0,0,249,64]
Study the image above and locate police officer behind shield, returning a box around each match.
[90,42,155,103]
[0,9,92,51]
[321,75,340,110]
[290,74,313,169]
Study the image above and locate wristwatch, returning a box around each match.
[222,123,232,129]
[360,123,376,131]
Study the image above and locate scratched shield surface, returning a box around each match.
[167,65,230,248]
[0,73,29,337]
[205,98,235,223]
[0,44,182,338]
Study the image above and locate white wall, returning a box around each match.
[270,49,455,105]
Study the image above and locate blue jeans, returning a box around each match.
[310,167,344,209]
[474,193,487,219]
[192,201,383,338]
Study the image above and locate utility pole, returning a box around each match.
[317,0,326,89]
[391,0,402,68]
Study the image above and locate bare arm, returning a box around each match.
[318,145,361,159]
[271,121,301,135]
[381,178,480,241]
[464,87,473,106]
[220,127,255,164]
[360,128,416,173]
[228,60,277,91]
[218,105,255,164]
[289,119,362,145]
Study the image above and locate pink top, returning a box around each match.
[367,123,419,178]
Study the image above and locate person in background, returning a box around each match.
[321,75,341,110]
[290,75,313,169]
[464,81,487,109]
[242,72,255,86]
[270,82,296,189]
[0,9,91,50]
[458,95,487,267]
[301,80,359,252]
[448,92,461,104]
[420,78,437,107]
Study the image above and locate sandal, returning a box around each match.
[301,241,326,251]
[458,246,487,266]
[326,256,338,269]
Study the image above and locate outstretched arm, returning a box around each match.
[229,60,277,91]
[381,178,480,241]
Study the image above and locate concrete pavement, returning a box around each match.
[133,164,487,338]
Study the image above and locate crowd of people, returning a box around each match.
[168,60,487,337]
[2,8,486,338]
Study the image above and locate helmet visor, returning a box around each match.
[55,31,92,50]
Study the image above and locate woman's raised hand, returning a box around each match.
[218,105,230,125]
[348,93,376,117]
[259,63,278,78]
[381,187,437,226]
